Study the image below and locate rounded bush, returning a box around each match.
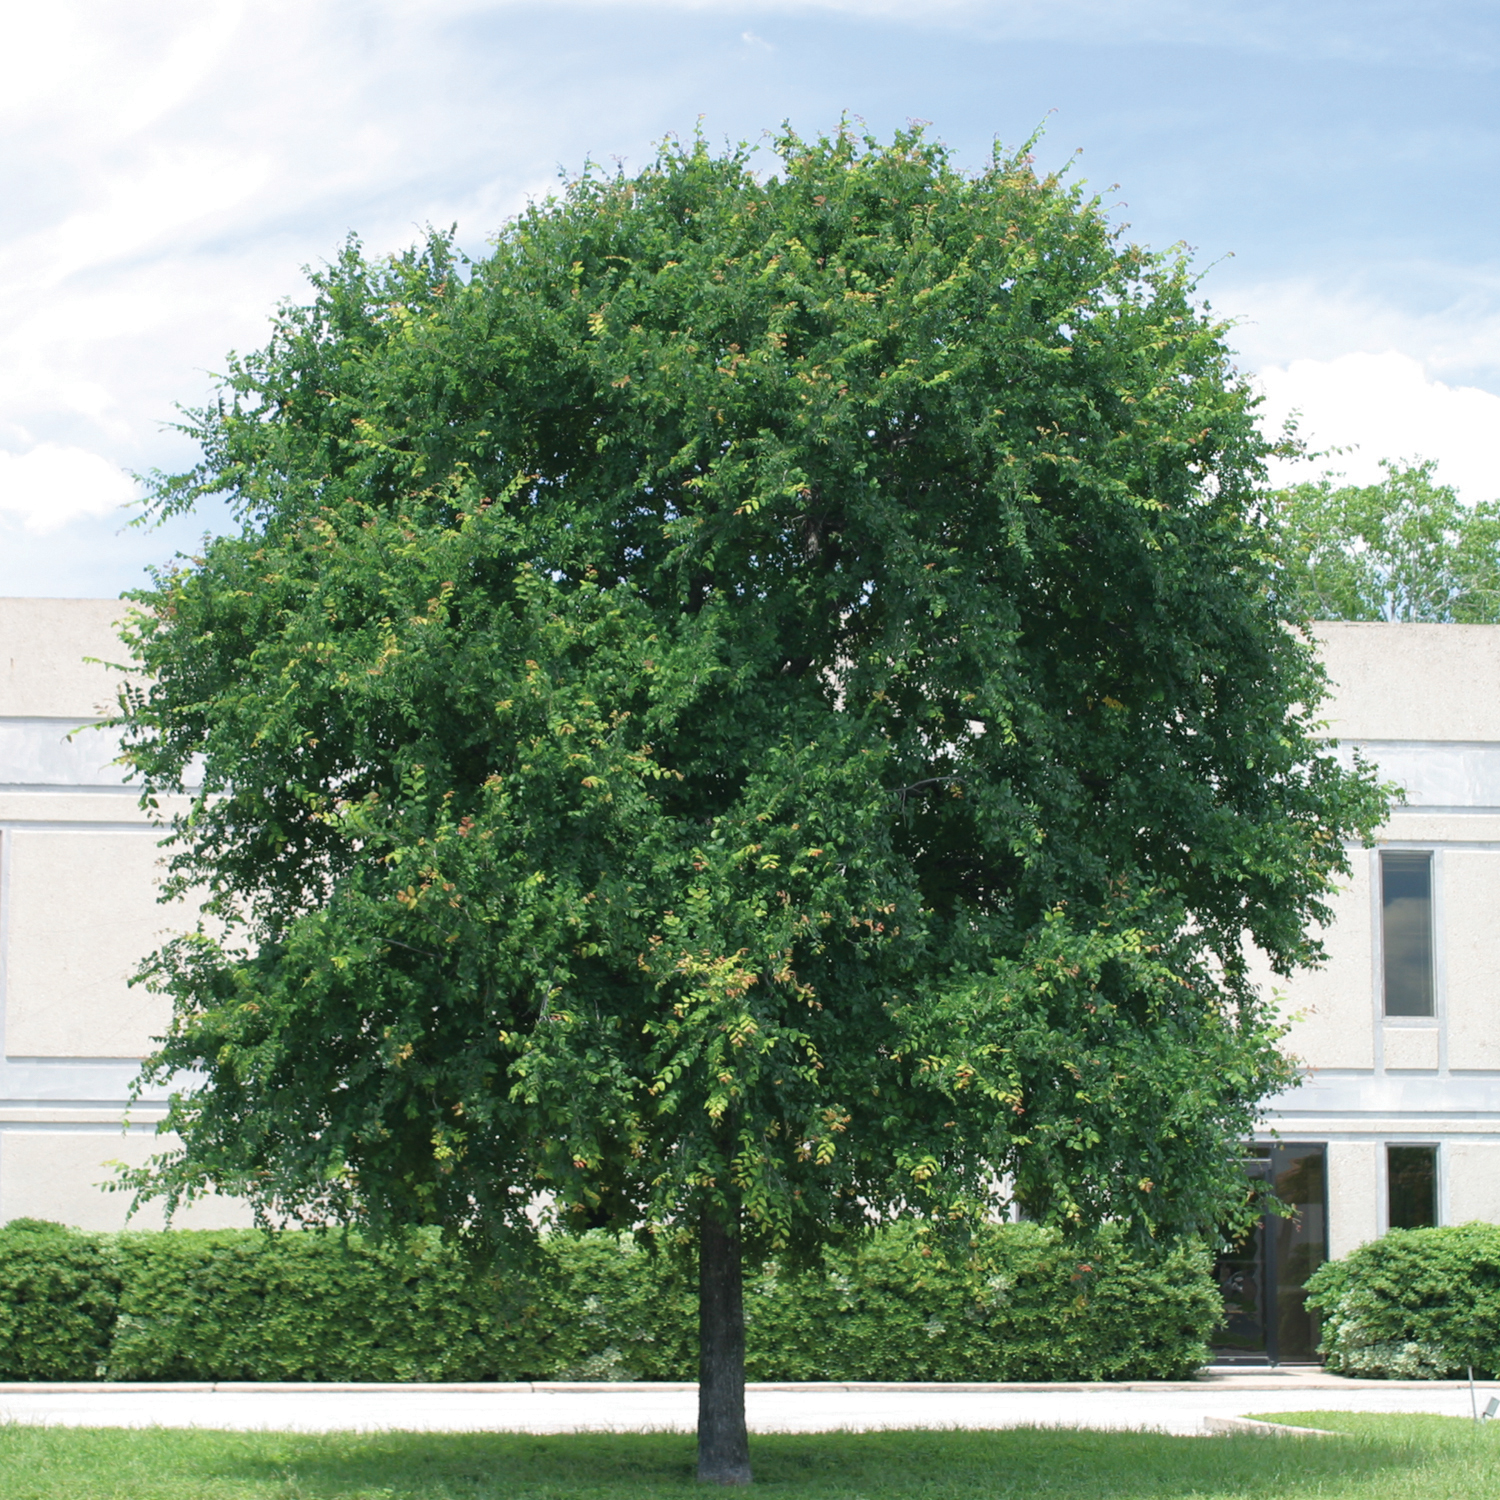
[1306,1221,1500,1378]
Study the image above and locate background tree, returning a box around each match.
[114,127,1385,1483]
[1269,458,1500,622]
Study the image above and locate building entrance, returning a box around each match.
[1213,1143,1328,1364]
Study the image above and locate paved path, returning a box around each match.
[2,1373,1496,1437]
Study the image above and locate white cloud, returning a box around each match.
[0,445,139,533]
[0,148,274,306]
[1255,352,1500,503]
[1222,274,1500,392]
[0,0,556,509]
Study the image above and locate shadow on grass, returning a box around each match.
[3,1420,1497,1500]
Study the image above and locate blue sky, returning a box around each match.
[1,0,1496,595]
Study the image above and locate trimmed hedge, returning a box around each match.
[107,1227,529,1382]
[1306,1222,1500,1379]
[740,1225,1217,1382]
[0,1219,1218,1382]
[0,1220,119,1379]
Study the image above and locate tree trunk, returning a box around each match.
[697,1208,752,1485]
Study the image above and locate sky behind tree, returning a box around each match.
[1,0,1496,594]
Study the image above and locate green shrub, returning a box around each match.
[0,1220,121,1379]
[111,1230,700,1382]
[501,1233,696,1381]
[1306,1222,1500,1378]
[105,1228,517,1381]
[744,1223,1218,1382]
[0,1219,1216,1382]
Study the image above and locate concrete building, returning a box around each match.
[0,598,246,1230]
[1226,622,1500,1361]
[0,602,1496,1350]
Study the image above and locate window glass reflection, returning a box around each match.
[1382,851,1433,1017]
[1213,1144,1327,1364]
[1270,1146,1326,1361]
[1388,1144,1438,1229]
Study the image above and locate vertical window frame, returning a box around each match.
[1380,849,1436,1019]
[1386,1142,1440,1231]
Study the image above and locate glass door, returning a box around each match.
[1213,1144,1327,1364]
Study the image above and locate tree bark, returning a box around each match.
[697,1208,752,1485]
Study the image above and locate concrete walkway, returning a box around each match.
[2,1371,1496,1437]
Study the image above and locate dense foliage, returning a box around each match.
[114,128,1383,1281]
[1306,1222,1500,1379]
[0,1221,1217,1382]
[1269,459,1500,622]
[0,1220,119,1380]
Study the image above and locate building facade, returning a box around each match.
[1228,622,1500,1360]
[0,598,244,1230]
[1,603,1496,1324]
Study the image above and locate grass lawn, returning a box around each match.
[0,1413,1496,1500]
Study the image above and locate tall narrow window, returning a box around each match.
[1387,1144,1438,1229]
[1381,851,1434,1017]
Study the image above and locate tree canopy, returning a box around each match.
[114,127,1385,1480]
[1269,458,1500,622]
